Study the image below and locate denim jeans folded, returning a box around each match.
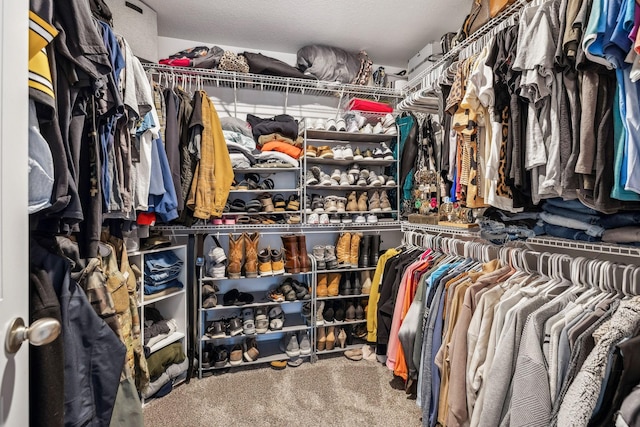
[144,251,183,270]
[543,223,601,242]
[601,226,640,243]
[542,204,602,225]
[544,198,599,215]
[599,212,640,229]
[144,270,181,286]
[479,220,537,243]
[144,279,184,295]
[540,212,605,237]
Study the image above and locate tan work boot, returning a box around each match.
[280,234,300,273]
[350,233,362,267]
[346,191,358,212]
[361,271,372,295]
[244,232,260,278]
[357,192,368,211]
[336,232,351,268]
[317,273,329,297]
[369,190,381,212]
[328,273,341,296]
[258,247,272,276]
[380,190,392,211]
[271,248,285,275]
[228,233,244,279]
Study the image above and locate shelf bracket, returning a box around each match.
[284,79,290,115]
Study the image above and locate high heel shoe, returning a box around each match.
[317,327,326,351]
[325,326,336,351]
[337,328,347,348]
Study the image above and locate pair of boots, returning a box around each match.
[280,234,310,274]
[316,273,341,297]
[317,326,347,351]
[228,232,260,278]
[358,234,381,268]
[336,232,362,268]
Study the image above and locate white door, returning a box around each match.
[0,0,31,425]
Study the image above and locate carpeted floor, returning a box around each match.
[143,353,422,427]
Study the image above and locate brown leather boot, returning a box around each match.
[350,232,362,267]
[244,232,260,278]
[228,233,244,279]
[297,235,310,272]
[357,192,368,211]
[281,234,300,273]
[317,273,329,297]
[327,273,341,296]
[336,232,351,268]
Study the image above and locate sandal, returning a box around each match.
[236,215,251,224]
[259,178,274,190]
[286,195,300,212]
[230,199,246,212]
[246,199,263,213]
[259,193,274,212]
[287,214,302,224]
[273,194,286,212]
[244,173,261,188]
[267,289,285,303]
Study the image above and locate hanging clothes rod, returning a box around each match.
[401,0,528,98]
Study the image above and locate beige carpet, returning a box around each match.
[143,354,422,427]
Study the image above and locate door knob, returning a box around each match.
[5,317,61,354]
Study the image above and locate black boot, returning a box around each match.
[359,235,371,268]
[340,273,352,295]
[369,235,380,267]
[352,272,362,295]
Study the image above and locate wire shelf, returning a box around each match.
[525,236,640,258]
[144,63,403,101]
[401,221,481,237]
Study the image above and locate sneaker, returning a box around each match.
[243,337,260,362]
[380,142,394,160]
[357,173,368,187]
[213,345,229,368]
[363,149,373,159]
[386,175,397,186]
[311,195,324,212]
[319,213,330,225]
[384,126,398,135]
[255,307,269,333]
[269,306,285,330]
[342,144,354,160]
[372,122,383,134]
[206,320,226,338]
[346,120,359,133]
[377,174,387,186]
[305,173,319,186]
[336,118,347,131]
[353,147,363,161]
[373,147,384,159]
[320,172,333,186]
[354,214,367,223]
[314,118,326,130]
[307,212,320,224]
[336,197,346,213]
[368,171,382,187]
[333,145,344,160]
[367,214,378,223]
[324,196,338,212]
[242,307,258,329]
[330,169,342,182]
[360,123,373,134]
[329,214,341,224]
[229,344,243,366]
[298,331,311,355]
[281,333,301,357]
[326,118,337,131]
[228,316,243,336]
[339,172,350,186]
[313,245,326,269]
[341,214,352,223]
[348,163,360,175]
[317,146,334,159]
[359,168,370,179]
[355,113,367,129]
[382,113,395,128]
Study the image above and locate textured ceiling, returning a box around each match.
[144,0,470,68]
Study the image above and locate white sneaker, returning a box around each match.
[330,169,342,182]
[348,163,360,175]
[367,214,378,223]
[347,173,356,185]
[357,174,368,186]
[386,176,397,186]
[355,113,367,129]
[306,174,319,186]
[341,214,352,223]
[373,148,384,159]
[314,118,326,130]
[372,122,383,134]
[329,214,341,224]
[380,142,394,160]
[336,118,347,131]
[342,144,354,160]
[319,213,330,225]
[381,113,395,128]
[336,197,347,213]
[333,145,344,160]
[354,214,367,224]
[353,147,364,161]
[360,123,373,134]
[384,126,397,135]
[326,118,337,131]
[320,172,333,186]
[377,174,386,185]
[368,171,382,187]
[346,120,359,133]
[307,213,320,224]
[339,172,350,186]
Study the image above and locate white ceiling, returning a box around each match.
[144,0,470,68]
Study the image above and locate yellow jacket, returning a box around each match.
[366,248,400,343]
[187,92,233,219]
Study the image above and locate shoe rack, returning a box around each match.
[128,244,189,405]
[196,231,316,377]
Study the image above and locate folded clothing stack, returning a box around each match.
[142,342,187,399]
[144,251,184,295]
[247,114,304,159]
[479,207,542,244]
[143,307,178,356]
[539,198,640,244]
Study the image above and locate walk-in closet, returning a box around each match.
[4,0,640,426]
